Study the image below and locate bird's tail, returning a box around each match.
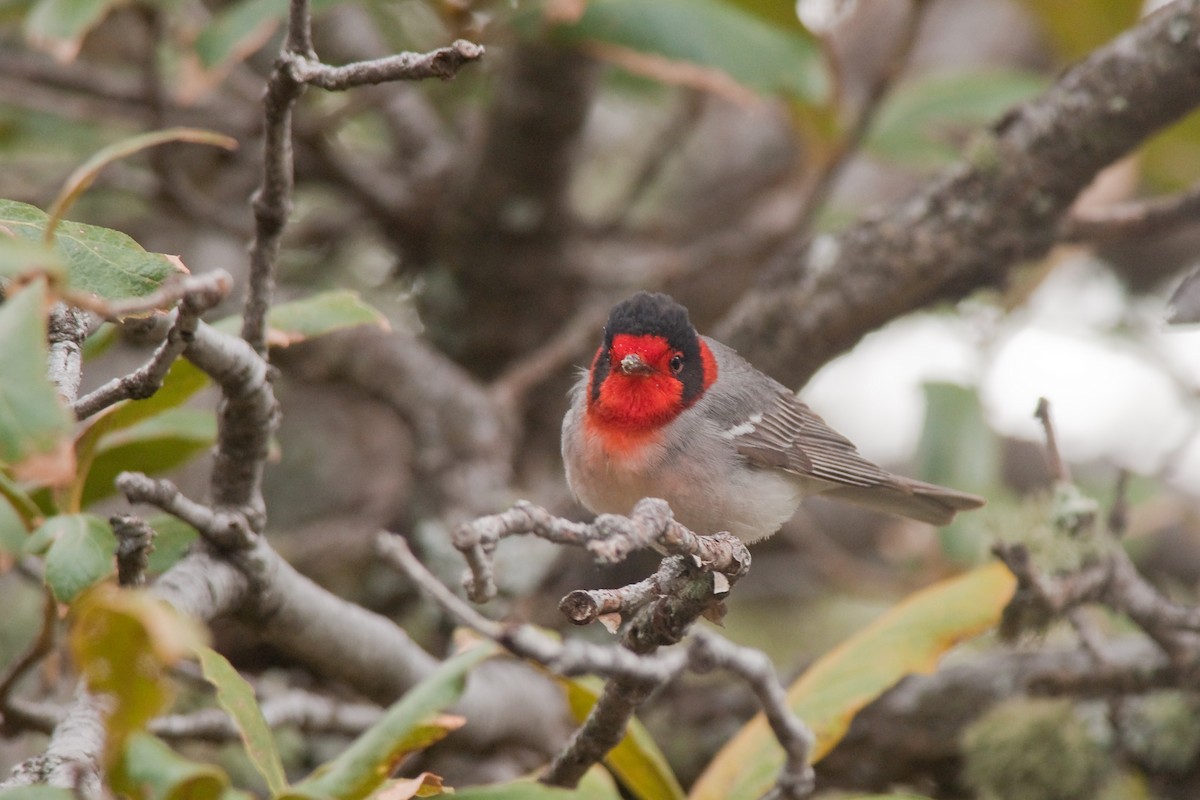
[823,479,985,526]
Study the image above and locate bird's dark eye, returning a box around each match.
[669,354,684,374]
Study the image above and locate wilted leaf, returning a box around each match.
[690,562,1017,799]
[70,584,209,763]
[196,646,288,796]
[25,513,115,602]
[560,676,684,800]
[0,280,75,485]
[0,200,187,301]
[113,732,229,800]
[290,643,499,800]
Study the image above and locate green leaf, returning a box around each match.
[561,676,684,800]
[689,563,1017,800]
[556,0,825,103]
[722,0,807,34]
[113,732,229,800]
[25,513,115,602]
[196,646,288,796]
[0,280,75,486]
[865,70,1046,169]
[79,407,216,507]
[145,514,199,574]
[447,766,622,799]
[0,469,42,536]
[22,0,119,61]
[291,643,500,800]
[72,358,211,509]
[81,321,118,361]
[0,495,27,554]
[0,235,64,284]
[70,583,209,765]
[213,289,389,346]
[915,383,999,564]
[0,199,187,301]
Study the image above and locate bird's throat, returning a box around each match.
[586,374,682,453]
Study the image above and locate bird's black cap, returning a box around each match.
[603,291,695,352]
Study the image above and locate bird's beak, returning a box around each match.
[619,353,653,376]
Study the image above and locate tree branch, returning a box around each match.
[284,40,484,90]
[72,271,232,420]
[718,0,1200,387]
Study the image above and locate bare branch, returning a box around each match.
[111,514,156,587]
[719,0,1200,387]
[453,498,751,604]
[0,689,109,799]
[117,473,255,550]
[65,269,231,323]
[377,533,811,797]
[1034,396,1071,483]
[72,271,232,420]
[285,40,484,90]
[46,304,90,404]
[689,630,815,800]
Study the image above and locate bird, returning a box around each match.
[561,291,985,544]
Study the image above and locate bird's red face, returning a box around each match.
[584,294,718,452]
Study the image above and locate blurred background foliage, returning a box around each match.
[4,0,1200,797]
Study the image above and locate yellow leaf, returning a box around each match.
[690,562,1016,799]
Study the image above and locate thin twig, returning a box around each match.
[689,630,815,800]
[285,41,484,90]
[72,271,232,420]
[117,473,255,550]
[1062,182,1200,243]
[376,533,812,797]
[1034,397,1071,483]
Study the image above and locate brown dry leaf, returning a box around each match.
[13,438,77,488]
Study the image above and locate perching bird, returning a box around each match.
[561,292,985,543]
